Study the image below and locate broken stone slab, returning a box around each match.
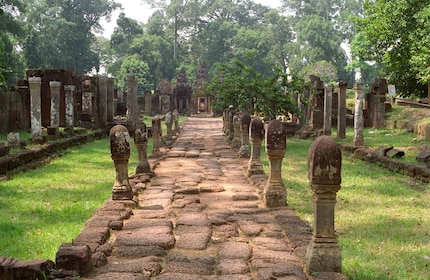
[55,243,92,276]
[416,151,430,168]
[386,148,405,158]
[0,257,55,280]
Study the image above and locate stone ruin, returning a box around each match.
[192,62,213,115]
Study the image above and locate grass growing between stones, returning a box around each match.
[262,129,430,280]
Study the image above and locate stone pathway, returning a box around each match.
[82,117,344,280]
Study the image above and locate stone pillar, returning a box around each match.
[238,113,251,158]
[107,78,115,123]
[7,132,20,149]
[308,76,324,130]
[29,77,43,144]
[323,84,333,136]
[134,122,151,174]
[374,78,387,129]
[82,79,93,128]
[151,116,162,158]
[48,81,61,139]
[353,84,365,146]
[263,119,287,207]
[144,91,152,114]
[228,110,234,143]
[165,111,173,140]
[127,76,138,128]
[99,76,108,128]
[173,109,179,132]
[231,112,241,149]
[306,135,342,273]
[247,117,265,176]
[337,82,347,139]
[109,125,133,200]
[64,85,76,135]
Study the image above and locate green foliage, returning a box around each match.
[300,60,338,82]
[0,0,26,87]
[206,58,302,119]
[23,0,120,74]
[115,54,151,93]
[355,0,430,97]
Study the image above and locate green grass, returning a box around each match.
[0,115,184,261]
[261,130,430,280]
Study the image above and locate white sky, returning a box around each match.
[101,0,283,37]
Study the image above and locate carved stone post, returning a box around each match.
[64,85,75,135]
[247,117,265,176]
[81,79,93,129]
[151,116,162,158]
[134,122,151,174]
[99,76,108,127]
[238,113,251,158]
[109,125,133,200]
[29,77,43,144]
[306,135,342,273]
[337,82,347,139]
[323,84,333,136]
[263,119,287,207]
[353,84,365,146]
[228,110,234,143]
[231,112,241,149]
[165,111,173,140]
[173,109,179,132]
[47,81,61,139]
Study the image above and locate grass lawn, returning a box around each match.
[0,114,183,260]
[261,127,430,280]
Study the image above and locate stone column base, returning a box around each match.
[112,185,133,200]
[306,240,342,273]
[263,183,287,207]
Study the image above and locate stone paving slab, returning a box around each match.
[80,117,348,280]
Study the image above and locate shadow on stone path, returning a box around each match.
[82,117,345,280]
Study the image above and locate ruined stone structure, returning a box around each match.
[364,78,387,129]
[192,62,212,115]
[337,82,348,139]
[109,125,133,200]
[173,68,192,115]
[306,135,342,273]
[263,119,287,207]
[157,79,173,114]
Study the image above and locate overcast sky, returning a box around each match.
[101,0,283,37]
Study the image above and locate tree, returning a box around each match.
[355,0,430,97]
[301,60,338,82]
[206,57,301,119]
[23,0,120,74]
[115,54,151,92]
[0,0,25,87]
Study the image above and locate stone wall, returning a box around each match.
[0,88,30,133]
[0,130,105,175]
[349,146,430,183]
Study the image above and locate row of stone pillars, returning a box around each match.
[224,113,342,274]
[28,75,118,143]
[28,77,78,143]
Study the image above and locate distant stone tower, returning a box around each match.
[192,62,212,115]
[173,68,192,114]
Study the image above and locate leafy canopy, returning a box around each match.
[206,57,303,119]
